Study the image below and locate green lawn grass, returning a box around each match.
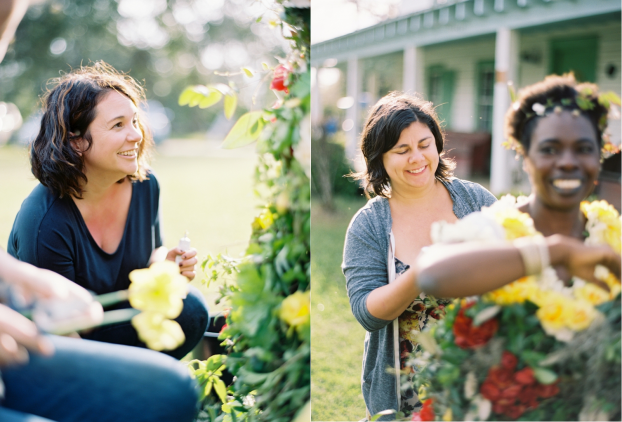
[311,195,368,421]
[0,141,259,311]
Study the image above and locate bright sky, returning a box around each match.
[311,0,434,44]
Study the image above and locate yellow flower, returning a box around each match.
[492,208,537,240]
[581,200,621,254]
[443,408,453,421]
[280,290,310,327]
[129,261,188,319]
[563,300,596,331]
[574,283,611,305]
[484,277,539,305]
[131,311,185,351]
[536,292,570,330]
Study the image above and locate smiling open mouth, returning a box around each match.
[117,149,138,157]
[552,179,581,190]
[407,166,426,174]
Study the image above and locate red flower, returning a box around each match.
[514,367,536,385]
[453,304,498,349]
[270,64,292,93]
[501,351,518,370]
[219,323,228,334]
[536,383,559,398]
[480,381,501,401]
[500,384,523,399]
[488,367,514,390]
[504,404,527,419]
[518,386,539,408]
[419,398,435,421]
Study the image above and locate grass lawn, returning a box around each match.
[311,195,368,421]
[0,140,259,312]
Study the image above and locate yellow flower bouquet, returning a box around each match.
[411,197,621,421]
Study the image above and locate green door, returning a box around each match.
[550,36,598,82]
[427,65,455,129]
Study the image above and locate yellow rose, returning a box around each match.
[562,299,596,331]
[131,311,185,351]
[128,261,189,319]
[484,278,539,305]
[581,200,621,254]
[280,291,310,327]
[494,209,536,240]
[536,292,569,330]
[574,283,611,305]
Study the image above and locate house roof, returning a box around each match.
[310,0,621,65]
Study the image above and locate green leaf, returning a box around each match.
[203,379,213,398]
[242,67,254,78]
[256,15,262,23]
[222,111,265,149]
[224,94,238,119]
[533,367,558,384]
[199,88,223,109]
[213,379,227,403]
[178,86,198,106]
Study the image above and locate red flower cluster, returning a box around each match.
[270,64,292,94]
[411,398,434,421]
[452,303,498,349]
[480,351,560,419]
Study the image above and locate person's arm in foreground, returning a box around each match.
[416,235,621,298]
[0,250,102,365]
[366,235,621,320]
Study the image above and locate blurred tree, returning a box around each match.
[0,0,286,137]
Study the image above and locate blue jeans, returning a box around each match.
[0,336,199,422]
[82,285,209,359]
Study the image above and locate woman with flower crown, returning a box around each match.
[401,74,621,421]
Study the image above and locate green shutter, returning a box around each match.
[427,65,455,129]
[549,36,598,82]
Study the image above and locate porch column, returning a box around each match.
[490,28,519,195]
[403,45,423,94]
[345,55,360,163]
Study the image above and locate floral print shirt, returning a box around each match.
[396,257,451,417]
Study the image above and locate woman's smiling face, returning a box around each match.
[382,121,439,195]
[524,110,600,210]
[80,90,143,180]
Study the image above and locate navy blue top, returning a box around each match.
[8,174,162,294]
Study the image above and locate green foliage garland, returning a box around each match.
[182,3,310,422]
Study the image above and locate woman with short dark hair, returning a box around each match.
[8,62,209,359]
[343,92,496,419]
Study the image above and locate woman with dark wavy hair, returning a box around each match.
[342,92,496,419]
[8,62,209,360]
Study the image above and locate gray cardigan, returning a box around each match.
[342,178,497,420]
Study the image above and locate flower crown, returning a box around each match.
[504,84,621,159]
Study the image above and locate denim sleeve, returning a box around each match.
[342,211,393,332]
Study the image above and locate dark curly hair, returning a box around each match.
[30,61,153,199]
[353,92,455,198]
[504,73,609,155]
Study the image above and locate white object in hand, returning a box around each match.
[176,232,191,265]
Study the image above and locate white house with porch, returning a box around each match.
[311,0,621,203]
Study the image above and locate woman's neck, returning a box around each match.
[389,179,442,207]
[77,174,128,205]
[520,195,585,239]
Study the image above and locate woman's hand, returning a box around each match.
[0,304,54,367]
[165,247,198,281]
[548,235,621,289]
